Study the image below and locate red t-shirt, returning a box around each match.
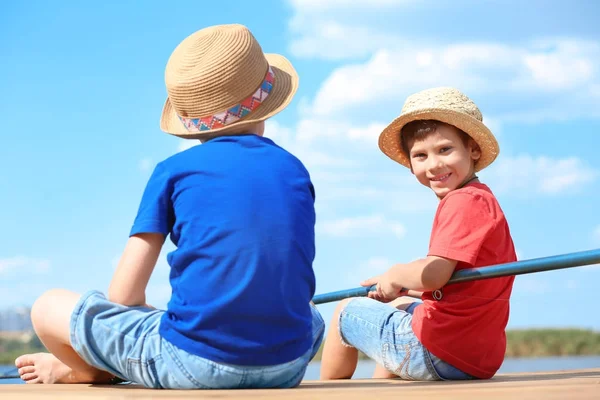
[411,183,516,379]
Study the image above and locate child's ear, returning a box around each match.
[470,140,482,162]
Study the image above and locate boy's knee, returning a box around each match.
[336,298,352,311]
[333,298,354,318]
[31,289,71,327]
[31,290,54,327]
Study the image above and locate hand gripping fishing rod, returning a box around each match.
[312,248,600,305]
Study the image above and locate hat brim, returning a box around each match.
[378,109,499,172]
[160,53,298,138]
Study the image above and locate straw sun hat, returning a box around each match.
[160,24,298,138]
[378,87,499,172]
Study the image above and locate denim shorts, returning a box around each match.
[70,290,325,389]
[339,297,474,381]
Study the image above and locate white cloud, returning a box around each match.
[289,21,401,60]
[347,122,387,142]
[265,119,442,215]
[306,39,600,123]
[178,139,200,152]
[348,257,393,284]
[111,253,170,273]
[146,283,171,309]
[515,249,523,261]
[288,1,600,123]
[290,0,404,12]
[486,155,597,195]
[0,282,53,307]
[582,263,600,270]
[440,43,518,70]
[110,254,120,270]
[583,264,600,270]
[566,279,578,290]
[318,214,406,239]
[288,0,413,60]
[524,52,593,90]
[296,39,600,130]
[293,118,384,149]
[359,257,392,274]
[0,257,50,276]
[513,275,552,295]
[523,39,598,90]
[593,225,600,244]
[317,186,436,213]
[138,158,153,172]
[265,120,358,168]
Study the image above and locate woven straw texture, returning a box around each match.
[378,87,499,172]
[160,24,298,138]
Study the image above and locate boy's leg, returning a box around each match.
[15,289,113,384]
[308,303,326,360]
[320,299,359,379]
[388,296,416,311]
[371,298,417,379]
[372,364,396,379]
[323,297,436,381]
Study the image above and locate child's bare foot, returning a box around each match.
[15,353,74,384]
[15,353,115,384]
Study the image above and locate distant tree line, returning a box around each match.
[0,334,44,365]
[311,328,600,362]
[1,328,599,365]
[505,329,600,357]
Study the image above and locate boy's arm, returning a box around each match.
[108,233,165,306]
[388,256,457,291]
[362,256,456,301]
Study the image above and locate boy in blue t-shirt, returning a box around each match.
[15,24,324,389]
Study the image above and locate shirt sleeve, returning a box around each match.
[428,192,497,266]
[130,162,174,237]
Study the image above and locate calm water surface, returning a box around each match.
[303,355,600,380]
[2,356,599,384]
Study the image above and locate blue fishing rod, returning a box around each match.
[312,248,600,305]
[0,368,19,380]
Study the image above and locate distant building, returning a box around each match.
[0,330,34,342]
[0,307,33,332]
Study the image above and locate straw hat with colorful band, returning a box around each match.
[160,24,298,138]
[378,87,499,172]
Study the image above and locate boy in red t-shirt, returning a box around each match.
[320,87,516,381]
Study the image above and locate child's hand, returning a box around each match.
[360,274,402,303]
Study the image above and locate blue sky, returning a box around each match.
[1,0,600,331]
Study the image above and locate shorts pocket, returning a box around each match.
[382,342,417,380]
[126,356,163,388]
[425,350,474,381]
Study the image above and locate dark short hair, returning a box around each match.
[400,120,472,157]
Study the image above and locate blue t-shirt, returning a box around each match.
[130,134,316,366]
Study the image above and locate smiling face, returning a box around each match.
[406,123,481,199]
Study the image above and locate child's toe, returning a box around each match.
[19,365,36,376]
[15,354,35,368]
[21,372,39,382]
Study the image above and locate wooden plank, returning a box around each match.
[2,368,599,399]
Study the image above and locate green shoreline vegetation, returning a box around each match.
[1,328,599,365]
[313,328,600,361]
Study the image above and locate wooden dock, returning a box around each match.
[2,368,599,399]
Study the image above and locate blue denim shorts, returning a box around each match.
[339,297,474,381]
[70,290,325,389]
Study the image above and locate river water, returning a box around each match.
[2,356,599,384]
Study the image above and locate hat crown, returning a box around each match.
[402,87,483,122]
[164,24,269,118]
